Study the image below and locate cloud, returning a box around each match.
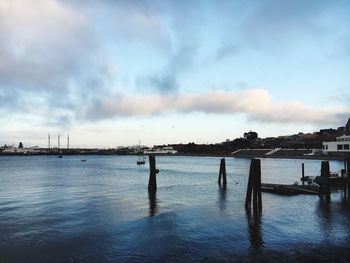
[215,43,241,61]
[43,112,74,128]
[0,0,116,123]
[327,88,350,105]
[148,43,197,94]
[241,0,326,42]
[238,0,349,53]
[81,89,350,125]
[1,0,349,134]
[0,0,93,89]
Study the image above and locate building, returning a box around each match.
[144,146,177,154]
[322,135,350,153]
[346,118,350,135]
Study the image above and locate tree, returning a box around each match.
[244,131,258,141]
[18,142,23,148]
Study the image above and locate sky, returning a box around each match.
[0,0,350,148]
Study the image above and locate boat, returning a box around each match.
[261,183,320,195]
[137,140,145,165]
[302,171,347,186]
[314,173,347,186]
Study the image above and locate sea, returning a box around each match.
[0,155,349,262]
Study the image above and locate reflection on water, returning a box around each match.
[316,189,350,243]
[1,155,350,262]
[148,191,158,217]
[246,208,264,249]
[218,185,227,211]
[316,197,333,240]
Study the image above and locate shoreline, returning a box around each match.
[0,152,348,161]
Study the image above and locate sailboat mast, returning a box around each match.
[58,133,60,150]
[48,132,51,149]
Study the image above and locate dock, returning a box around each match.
[301,175,347,186]
[261,183,320,195]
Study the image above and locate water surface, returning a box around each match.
[1,156,349,262]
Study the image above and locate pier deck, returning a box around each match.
[261,183,320,195]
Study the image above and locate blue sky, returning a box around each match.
[0,0,349,148]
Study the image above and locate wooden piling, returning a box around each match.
[342,159,350,200]
[245,161,254,209]
[302,163,305,185]
[341,168,347,199]
[320,161,330,198]
[255,159,262,210]
[347,159,350,197]
[341,169,346,178]
[245,159,262,211]
[344,159,347,173]
[148,155,158,192]
[218,158,227,186]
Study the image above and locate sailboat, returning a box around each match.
[136,140,145,165]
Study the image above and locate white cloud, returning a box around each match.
[82,89,350,125]
[0,0,116,121]
[0,0,91,89]
[1,0,349,139]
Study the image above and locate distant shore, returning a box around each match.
[0,151,348,161]
[156,153,349,161]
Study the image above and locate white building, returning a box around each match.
[323,135,350,153]
[144,146,177,154]
[1,146,41,154]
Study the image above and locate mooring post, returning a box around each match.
[245,161,254,209]
[245,159,262,211]
[347,159,350,196]
[218,159,222,184]
[256,160,262,210]
[148,155,158,192]
[340,169,350,199]
[302,163,305,185]
[320,161,330,199]
[218,158,227,186]
[344,159,347,173]
[341,169,345,178]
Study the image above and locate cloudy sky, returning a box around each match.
[1,0,349,148]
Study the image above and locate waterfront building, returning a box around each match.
[322,135,350,153]
[144,146,177,154]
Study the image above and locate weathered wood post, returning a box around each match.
[255,159,262,211]
[320,161,330,199]
[302,163,305,185]
[347,159,350,197]
[341,169,346,178]
[341,168,348,199]
[245,159,262,211]
[218,158,227,187]
[148,155,158,192]
[245,160,254,209]
[344,159,347,173]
